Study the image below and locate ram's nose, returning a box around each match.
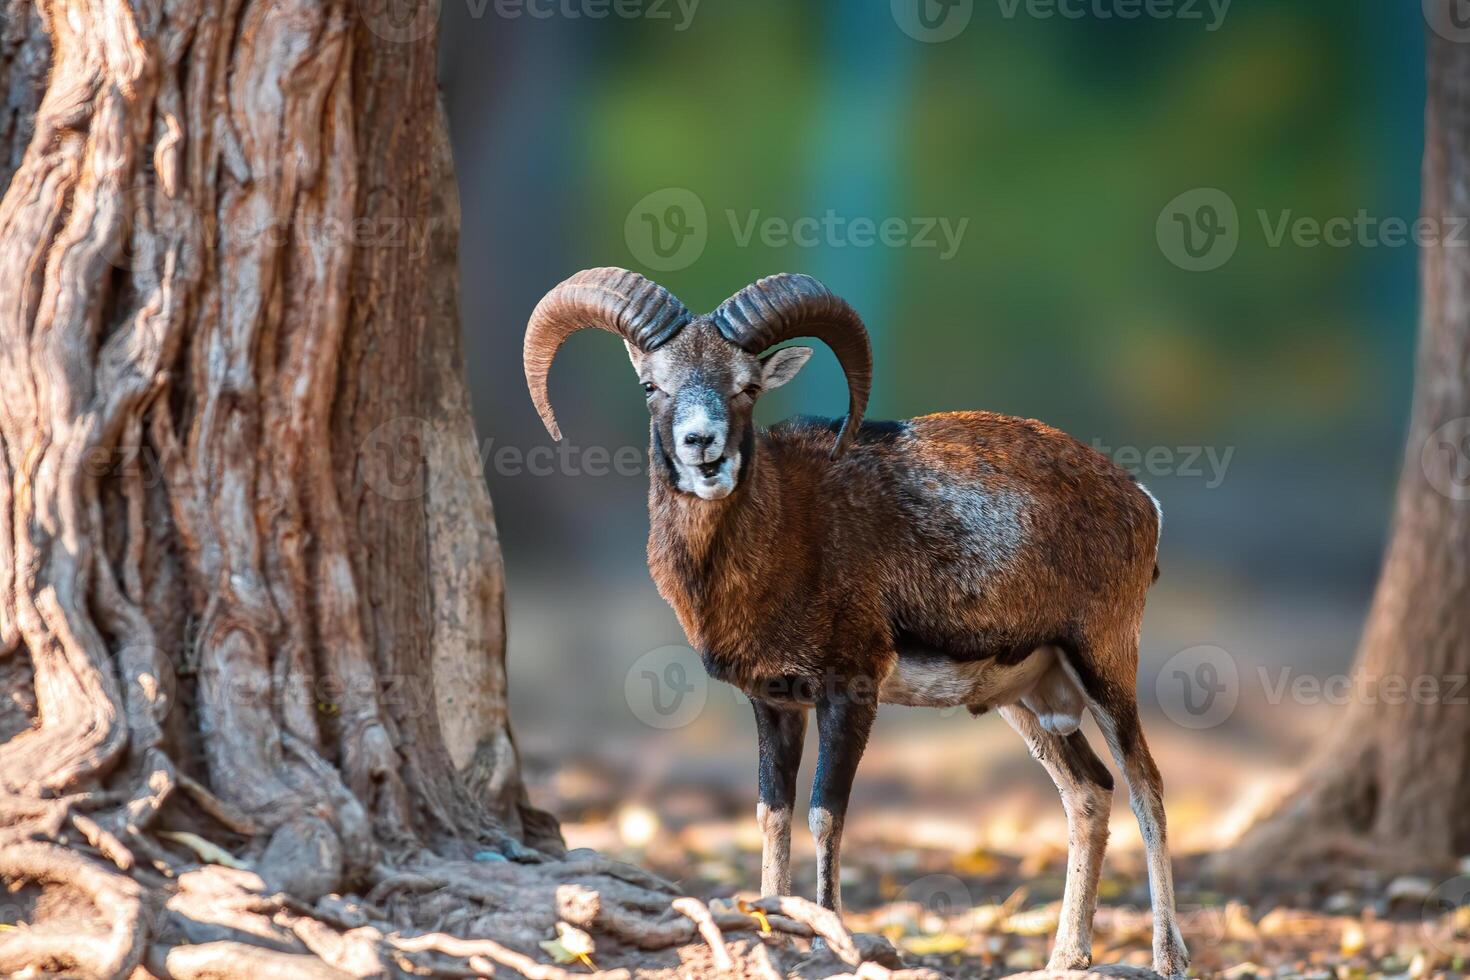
[683,432,716,451]
[673,414,726,464]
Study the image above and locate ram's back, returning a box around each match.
[766,411,1161,653]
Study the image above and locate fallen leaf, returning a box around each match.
[1224,902,1260,942]
[1005,903,1060,937]
[539,922,597,969]
[158,831,248,869]
[901,932,969,955]
[555,922,595,957]
[953,848,1000,876]
[1006,948,1042,969]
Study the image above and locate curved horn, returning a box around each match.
[523,267,691,440]
[711,273,873,457]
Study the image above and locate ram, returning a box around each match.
[523,267,1187,977]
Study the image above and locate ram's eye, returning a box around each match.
[740,384,761,398]
[641,382,659,396]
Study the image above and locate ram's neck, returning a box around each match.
[645,430,782,656]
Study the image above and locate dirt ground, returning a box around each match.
[525,701,1470,978]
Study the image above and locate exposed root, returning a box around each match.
[147,940,356,979]
[69,811,135,871]
[176,770,260,837]
[0,811,950,979]
[0,841,146,978]
[392,931,633,980]
[754,894,862,966]
[671,896,733,972]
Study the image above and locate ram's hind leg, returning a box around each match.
[999,703,1113,970]
[1060,639,1189,979]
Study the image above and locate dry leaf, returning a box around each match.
[953,848,1000,875]
[158,831,248,869]
[539,922,597,968]
[1224,901,1260,942]
[901,932,969,955]
[1004,903,1060,936]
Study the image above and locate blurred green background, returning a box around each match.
[438,0,1427,861]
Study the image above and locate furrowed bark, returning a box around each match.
[1225,16,1470,876]
[0,0,551,939]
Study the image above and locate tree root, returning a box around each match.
[671,896,733,972]
[147,941,358,979]
[0,812,951,979]
[0,841,147,978]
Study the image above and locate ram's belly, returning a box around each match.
[880,644,1056,709]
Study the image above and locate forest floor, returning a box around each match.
[525,705,1470,979]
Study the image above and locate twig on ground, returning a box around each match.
[672,896,734,972]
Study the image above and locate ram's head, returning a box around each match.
[523,268,873,500]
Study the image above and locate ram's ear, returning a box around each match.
[623,339,644,372]
[760,346,813,390]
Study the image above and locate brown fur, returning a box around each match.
[528,276,1185,974]
[647,409,1160,704]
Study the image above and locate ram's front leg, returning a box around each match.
[809,683,878,914]
[752,698,807,896]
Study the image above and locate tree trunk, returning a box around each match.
[0,3,992,977]
[0,0,601,970]
[1225,17,1470,877]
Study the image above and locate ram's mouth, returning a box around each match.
[697,458,726,479]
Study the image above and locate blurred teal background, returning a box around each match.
[439,1,1428,859]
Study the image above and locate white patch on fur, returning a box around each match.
[1021,657,1085,735]
[671,397,738,498]
[672,403,724,463]
[1052,646,1189,978]
[677,450,739,500]
[908,480,1030,592]
[997,704,1110,971]
[809,806,842,913]
[1139,482,1163,532]
[756,803,793,896]
[880,644,1055,708]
